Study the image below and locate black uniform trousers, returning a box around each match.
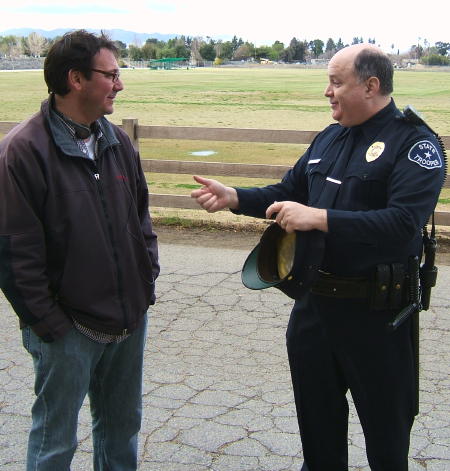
[286,294,416,470]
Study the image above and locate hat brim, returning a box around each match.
[241,242,280,290]
[241,223,325,299]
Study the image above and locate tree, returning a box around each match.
[325,38,335,52]
[169,37,190,58]
[269,41,284,61]
[352,37,363,45]
[335,38,345,51]
[190,38,203,65]
[0,35,23,58]
[159,45,176,58]
[166,37,190,58]
[217,41,234,60]
[309,39,324,58]
[199,42,216,61]
[141,42,158,60]
[25,32,46,57]
[285,38,308,62]
[174,43,189,58]
[435,41,450,56]
[146,38,163,46]
[128,44,143,61]
[280,46,293,63]
[323,38,337,59]
[113,40,128,58]
[233,44,252,61]
[231,36,244,55]
[421,53,450,65]
[254,45,272,60]
[415,44,424,59]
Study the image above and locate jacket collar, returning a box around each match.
[42,96,120,159]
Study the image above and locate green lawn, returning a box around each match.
[1,66,449,221]
[1,67,449,132]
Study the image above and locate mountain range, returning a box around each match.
[0,28,183,45]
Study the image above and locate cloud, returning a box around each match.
[13,5,126,14]
[0,0,448,53]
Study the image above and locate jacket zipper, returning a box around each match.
[92,162,129,335]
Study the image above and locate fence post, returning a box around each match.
[122,118,139,151]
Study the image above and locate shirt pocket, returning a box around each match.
[307,158,334,205]
[338,166,389,210]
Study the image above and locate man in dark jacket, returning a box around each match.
[0,30,159,471]
[191,44,445,469]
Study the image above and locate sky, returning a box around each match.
[1,0,448,53]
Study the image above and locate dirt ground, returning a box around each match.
[154,223,450,266]
[154,224,262,250]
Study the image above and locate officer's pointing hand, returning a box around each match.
[266,201,328,233]
[191,175,239,212]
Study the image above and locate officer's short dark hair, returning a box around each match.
[44,30,118,96]
[354,49,394,96]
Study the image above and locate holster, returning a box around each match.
[370,263,407,310]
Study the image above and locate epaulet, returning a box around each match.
[401,105,436,134]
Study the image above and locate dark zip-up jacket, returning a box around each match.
[0,98,159,342]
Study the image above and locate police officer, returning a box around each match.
[191,44,445,470]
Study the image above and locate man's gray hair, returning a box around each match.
[354,49,394,95]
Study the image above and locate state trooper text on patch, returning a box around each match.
[408,140,443,169]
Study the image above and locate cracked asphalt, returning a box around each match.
[1,227,449,470]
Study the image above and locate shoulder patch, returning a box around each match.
[408,140,442,169]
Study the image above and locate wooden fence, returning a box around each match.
[1,119,450,226]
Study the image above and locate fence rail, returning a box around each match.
[1,119,449,226]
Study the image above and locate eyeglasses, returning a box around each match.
[90,68,121,83]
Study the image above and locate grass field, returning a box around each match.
[1,67,450,130]
[1,66,449,226]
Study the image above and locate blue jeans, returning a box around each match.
[22,315,148,471]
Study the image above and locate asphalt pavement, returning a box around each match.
[0,228,449,470]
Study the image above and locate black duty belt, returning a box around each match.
[311,271,370,298]
[311,264,408,310]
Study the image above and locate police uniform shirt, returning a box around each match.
[235,100,445,277]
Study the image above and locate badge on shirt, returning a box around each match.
[408,140,443,169]
[366,142,385,162]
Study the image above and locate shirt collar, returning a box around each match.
[356,99,399,142]
[50,95,103,142]
[45,95,120,158]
